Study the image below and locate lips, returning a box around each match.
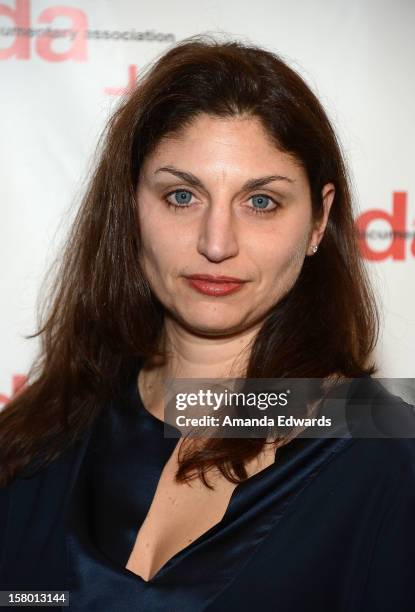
[184,274,247,297]
[186,274,246,283]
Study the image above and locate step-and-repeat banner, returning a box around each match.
[1,0,414,405]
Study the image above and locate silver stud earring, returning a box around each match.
[312,245,318,254]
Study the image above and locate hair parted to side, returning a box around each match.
[0,34,379,487]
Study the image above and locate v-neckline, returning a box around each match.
[117,365,361,584]
[123,446,280,584]
[124,370,280,583]
[64,365,368,612]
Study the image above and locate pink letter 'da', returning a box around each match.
[356,192,407,261]
[0,1,88,61]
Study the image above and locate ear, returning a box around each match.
[307,183,335,256]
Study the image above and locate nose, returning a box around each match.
[196,200,239,262]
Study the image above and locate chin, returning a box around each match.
[177,312,245,337]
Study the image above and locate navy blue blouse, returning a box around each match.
[1,367,415,611]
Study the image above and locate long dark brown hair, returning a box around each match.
[0,34,379,488]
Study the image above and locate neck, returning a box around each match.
[138,317,264,419]
[163,316,263,378]
[141,316,263,399]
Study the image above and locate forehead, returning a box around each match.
[143,113,304,177]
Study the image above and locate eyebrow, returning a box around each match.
[154,165,295,191]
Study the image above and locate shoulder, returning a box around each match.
[337,437,415,491]
[319,375,415,500]
[345,374,415,466]
[287,376,415,504]
[0,429,92,587]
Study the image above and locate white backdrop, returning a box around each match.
[1,0,414,405]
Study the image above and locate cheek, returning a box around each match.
[138,216,191,287]
[257,230,309,290]
[140,234,170,277]
[137,202,169,263]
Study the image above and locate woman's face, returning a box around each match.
[136,113,333,337]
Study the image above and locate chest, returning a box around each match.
[125,439,275,582]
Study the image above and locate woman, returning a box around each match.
[1,35,414,612]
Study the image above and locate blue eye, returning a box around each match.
[169,190,193,205]
[247,194,279,215]
[251,195,271,209]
